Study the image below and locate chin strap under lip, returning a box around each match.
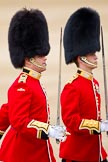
[30,58,46,69]
[80,56,97,67]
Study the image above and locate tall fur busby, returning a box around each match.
[63,7,100,64]
[8,8,50,68]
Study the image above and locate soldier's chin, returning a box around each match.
[87,61,97,68]
[35,63,46,70]
[91,63,97,68]
[40,64,47,71]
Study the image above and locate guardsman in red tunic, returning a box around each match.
[59,7,108,162]
[0,8,66,162]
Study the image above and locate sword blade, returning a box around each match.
[101,26,108,120]
[56,27,62,126]
[56,27,62,144]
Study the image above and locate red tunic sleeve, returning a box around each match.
[61,82,93,135]
[0,103,10,134]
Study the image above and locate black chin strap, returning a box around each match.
[80,56,97,67]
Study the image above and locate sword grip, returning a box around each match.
[56,139,60,144]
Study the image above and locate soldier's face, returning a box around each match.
[78,53,98,72]
[25,55,47,73]
[33,55,47,73]
[86,53,98,68]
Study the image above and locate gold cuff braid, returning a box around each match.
[27,120,49,134]
[79,119,100,133]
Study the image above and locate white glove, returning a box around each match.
[100,120,108,132]
[48,125,67,142]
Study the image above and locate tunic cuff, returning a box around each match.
[79,119,100,133]
[27,120,49,140]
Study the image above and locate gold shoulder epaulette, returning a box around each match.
[68,74,78,84]
[18,73,28,83]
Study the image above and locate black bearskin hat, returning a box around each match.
[63,7,100,64]
[8,8,50,68]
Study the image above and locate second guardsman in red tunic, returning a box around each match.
[59,7,108,162]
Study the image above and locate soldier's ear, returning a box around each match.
[24,58,31,66]
[78,56,82,63]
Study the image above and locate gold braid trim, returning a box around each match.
[37,130,42,139]
[27,120,49,135]
[79,119,100,133]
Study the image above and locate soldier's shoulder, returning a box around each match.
[67,73,78,84]
[18,73,28,83]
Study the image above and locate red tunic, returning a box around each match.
[59,69,107,161]
[0,103,9,136]
[0,69,56,162]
